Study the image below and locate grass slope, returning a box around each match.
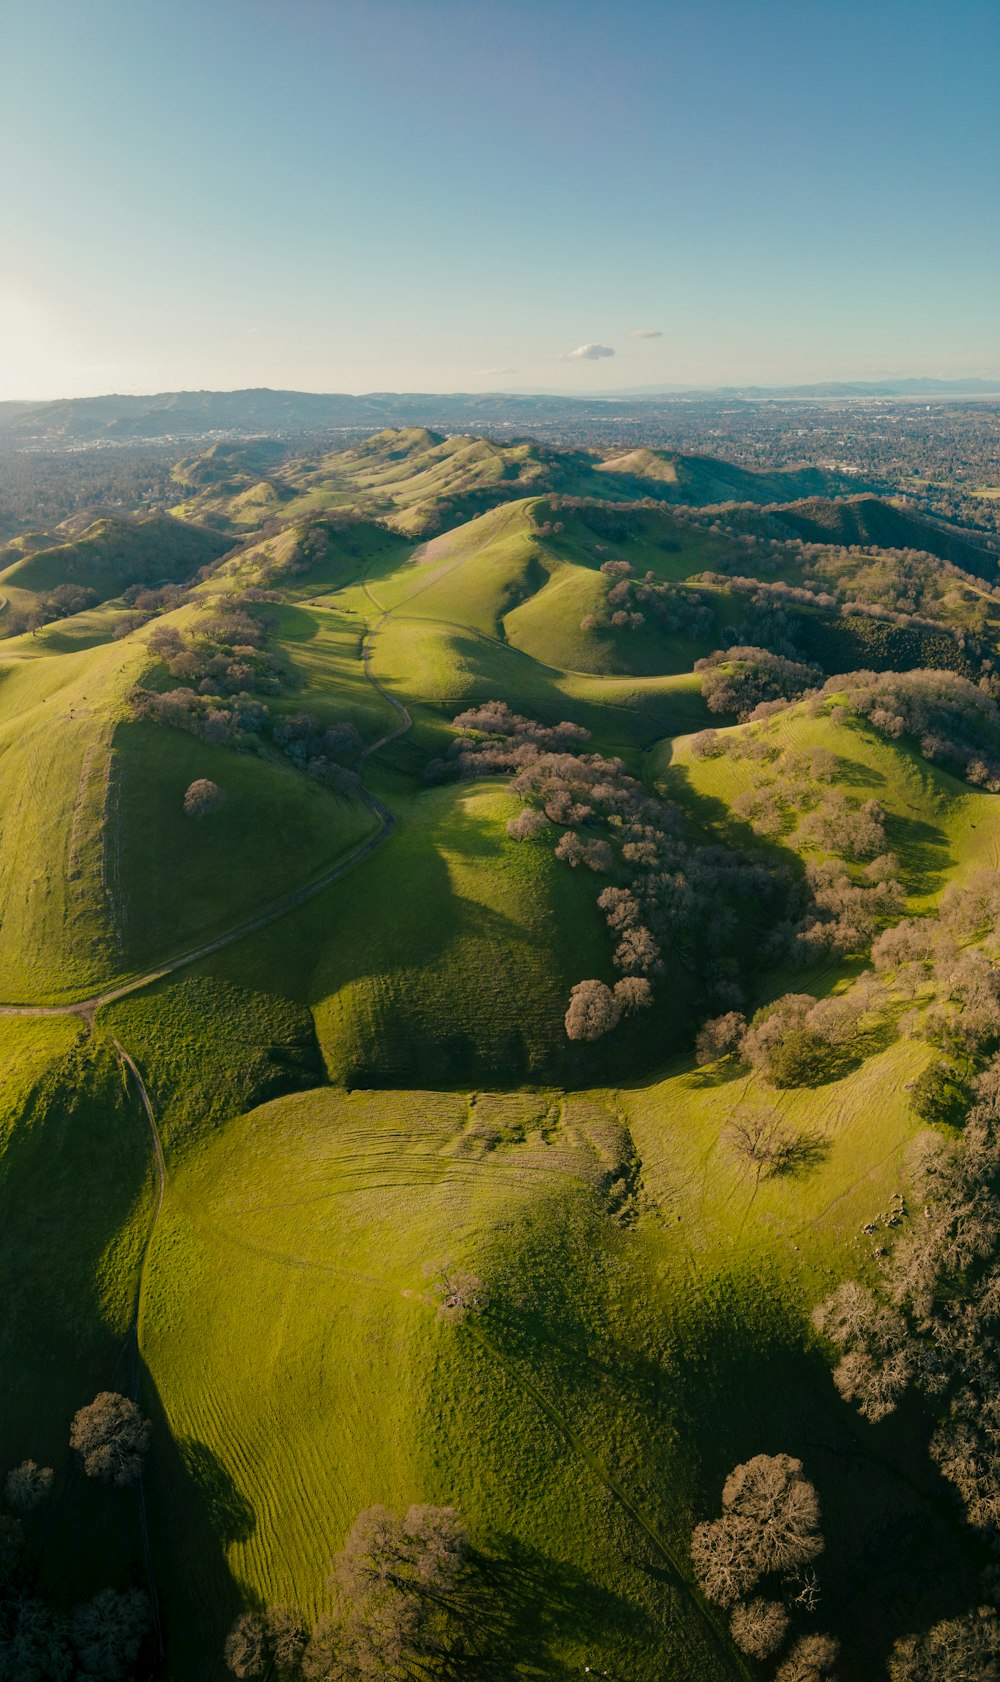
[137,1010,965,1681]
[657,697,1000,910]
[0,515,231,610]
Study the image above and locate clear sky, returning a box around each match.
[2,0,998,399]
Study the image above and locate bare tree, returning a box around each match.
[775,1633,840,1681]
[889,1609,1000,1681]
[224,1612,267,1679]
[614,976,653,1014]
[696,1011,747,1066]
[265,1605,308,1679]
[505,808,547,841]
[71,1588,150,1682]
[5,1460,53,1512]
[724,1109,802,1182]
[69,1393,151,1488]
[730,1596,789,1659]
[692,1453,823,1609]
[421,1260,487,1323]
[310,1505,471,1681]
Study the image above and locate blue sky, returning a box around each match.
[2,0,997,397]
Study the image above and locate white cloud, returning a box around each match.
[479,366,517,375]
[568,342,615,360]
[630,328,662,339]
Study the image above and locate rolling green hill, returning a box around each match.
[0,428,997,1682]
[0,514,232,611]
[170,426,868,540]
[720,492,1000,579]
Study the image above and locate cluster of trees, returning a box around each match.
[697,975,887,1088]
[132,628,364,796]
[692,714,906,960]
[690,1452,837,1675]
[424,701,591,783]
[5,583,103,636]
[0,442,177,537]
[813,1060,1000,1525]
[0,1393,152,1680]
[825,668,1000,788]
[696,646,821,721]
[579,558,715,639]
[476,705,804,1036]
[441,701,848,1042]
[225,1505,477,1682]
[146,606,285,698]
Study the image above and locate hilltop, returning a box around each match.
[169,425,869,539]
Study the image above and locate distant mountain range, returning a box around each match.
[602,377,1000,399]
[1,378,998,445]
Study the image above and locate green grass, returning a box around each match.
[3,430,995,1679]
[138,1015,962,1680]
[0,1025,153,1608]
[657,697,1000,911]
[0,514,230,607]
[110,719,378,979]
[0,635,145,999]
[308,778,616,1086]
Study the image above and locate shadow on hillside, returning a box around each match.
[886,811,952,897]
[671,1280,985,1679]
[140,1362,246,1682]
[0,1035,151,1600]
[272,601,321,642]
[459,1534,650,1676]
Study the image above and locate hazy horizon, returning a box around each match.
[6,371,1000,408]
[3,0,998,402]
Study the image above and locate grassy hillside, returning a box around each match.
[3,427,999,1681]
[771,493,999,577]
[0,624,377,1002]
[170,426,868,540]
[0,1023,153,1605]
[128,1012,961,1680]
[0,514,231,610]
[658,695,1000,911]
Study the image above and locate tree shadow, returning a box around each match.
[176,1438,256,1547]
[454,1533,651,1677]
[885,812,954,898]
[669,1279,986,1681]
[140,1365,248,1682]
[769,1128,830,1179]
